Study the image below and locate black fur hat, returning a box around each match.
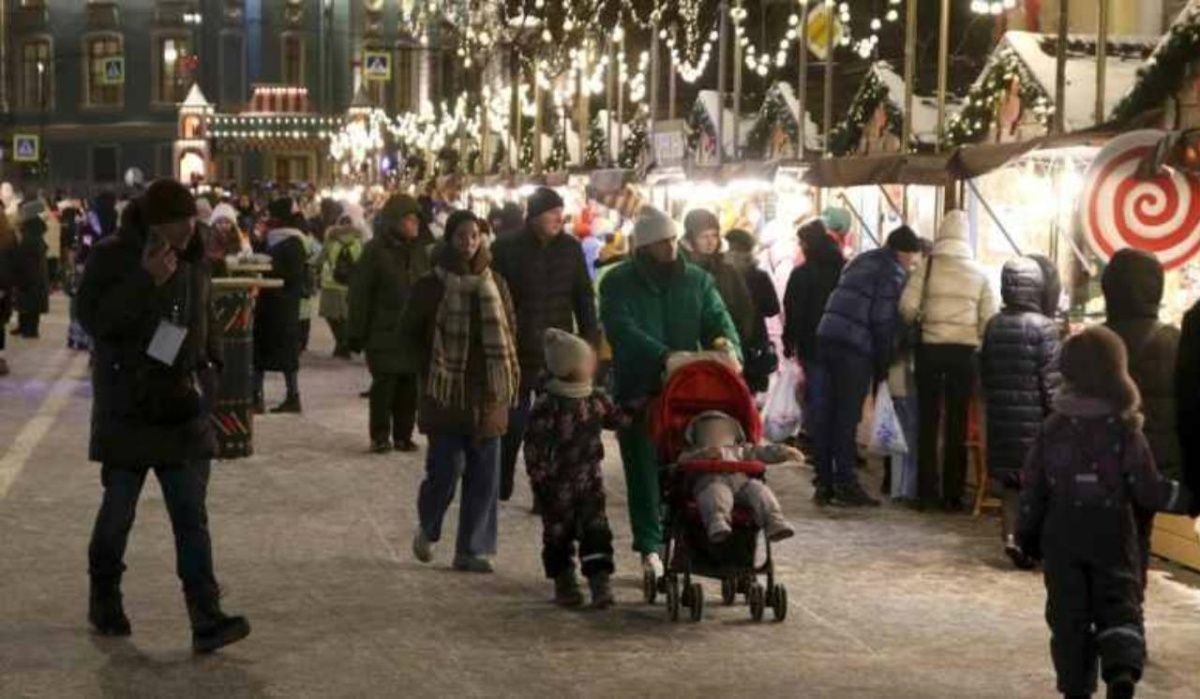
[1060,325,1142,426]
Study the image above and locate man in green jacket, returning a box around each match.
[599,206,741,577]
[318,210,364,358]
[348,194,431,453]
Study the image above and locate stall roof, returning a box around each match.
[694,90,759,155]
[872,63,962,147]
[770,83,822,152]
[1112,0,1200,122]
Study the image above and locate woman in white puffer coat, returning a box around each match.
[900,209,997,511]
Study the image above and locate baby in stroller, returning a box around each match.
[679,411,801,544]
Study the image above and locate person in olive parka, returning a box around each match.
[348,194,432,453]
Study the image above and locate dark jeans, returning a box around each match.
[326,318,348,355]
[417,435,501,557]
[16,312,40,338]
[369,371,418,446]
[916,343,976,505]
[88,461,217,596]
[255,369,299,400]
[298,319,311,352]
[499,389,534,501]
[810,346,872,488]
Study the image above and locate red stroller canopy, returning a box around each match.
[649,360,762,464]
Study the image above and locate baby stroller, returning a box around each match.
[645,358,788,623]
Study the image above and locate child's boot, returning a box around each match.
[1106,672,1136,699]
[554,569,584,607]
[765,517,796,542]
[588,573,615,610]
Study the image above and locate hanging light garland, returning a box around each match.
[970,0,1018,16]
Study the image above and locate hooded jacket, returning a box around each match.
[346,228,430,374]
[1102,248,1182,480]
[980,257,1062,481]
[253,225,307,373]
[783,231,844,361]
[815,245,908,375]
[900,211,996,347]
[77,197,220,465]
[14,217,50,315]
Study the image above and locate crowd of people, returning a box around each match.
[3,175,1200,697]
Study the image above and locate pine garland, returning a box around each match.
[1113,5,1200,123]
[585,113,608,168]
[618,118,648,169]
[827,67,905,156]
[746,85,799,158]
[945,46,1050,147]
[686,98,714,155]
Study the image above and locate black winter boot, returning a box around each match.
[88,578,131,637]
[588,573,614,610]
[554,569,584,607]
[186,588,250,654]
[270,395,302,414]
[1106,672,1136,699]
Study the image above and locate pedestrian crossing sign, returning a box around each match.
[364,51,391,81]
[100,57,125,85]
[13,134,39,163]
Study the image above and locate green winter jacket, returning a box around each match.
[599,254,742,403]
[320,226,364,291]
[347,234,431,375]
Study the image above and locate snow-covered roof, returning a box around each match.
[765,82,822,151]
[992,31,1156,131]
[181,84,211,109]
[872,62,961,145]
[695,90,759,155]
[1112,0,1200,121]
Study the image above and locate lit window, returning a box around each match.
[18,38,51,110]
[156,35,193,103]
[85,35,123,107]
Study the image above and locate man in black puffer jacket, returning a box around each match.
[980,256,1061,569]
[491,187,600,503]
[1102,249,1181,591]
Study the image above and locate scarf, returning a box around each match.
[427,266,519,409]
[545,378,593,399]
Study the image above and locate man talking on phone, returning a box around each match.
[77,179,250,653]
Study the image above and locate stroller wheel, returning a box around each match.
[688,583,704,622]
[666,576,681,622]
[771,583,788,622]
[681,579,693,608]
[643,570,658,605]
[748,583,766,622]
[720,578,737,606]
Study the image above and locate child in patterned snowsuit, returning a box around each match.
[679,411,801,543]
[1018,326,1191,699]
[524,328,633,609]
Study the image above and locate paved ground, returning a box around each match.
[2,296,1200,698]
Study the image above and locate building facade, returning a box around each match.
[1,0,462,193]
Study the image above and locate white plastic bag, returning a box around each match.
[868,382,909,457]
[763,361,802,442]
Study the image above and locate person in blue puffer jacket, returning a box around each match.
[980,256,1062,569]
[810,225,922,507]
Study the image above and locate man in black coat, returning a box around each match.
[1178,300,1200,518]
[11,200,50,338]
[491,187,599,502]
[77,179,249,653]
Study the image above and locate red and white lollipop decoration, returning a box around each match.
[1080,129,1200,271]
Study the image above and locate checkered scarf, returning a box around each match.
[427,266,519,409]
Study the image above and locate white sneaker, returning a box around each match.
[412,529,434,563]
[641,552,664,579]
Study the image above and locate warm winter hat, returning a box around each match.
[526,187,564,220]
[724,228,757,253]
[821,206,852,233]
[267,196,296,222]
[684,410,746,446]
[209,202,239,228]
[683,208,720,240]
[1101,248,1164,320]
[885,224,921,253]
[444,209,478,241]
[194,197,213,225]
[543,328,594,379]
[143,179,197,226]
[796,218,829,245]
[632,206,678,249]
[489,202,525,238]
[18,199,45,224]
[378,193,422,227]
[1059,325,1141,419]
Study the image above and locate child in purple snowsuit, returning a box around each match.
[524,328,633,609]
[1018,326,1191,699]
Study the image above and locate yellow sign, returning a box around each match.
[805,5,844,61]
[363,51,391,81]
[13,134,39,163]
